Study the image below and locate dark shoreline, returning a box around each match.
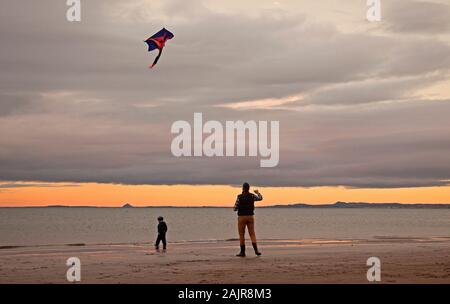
[1,202,450,209]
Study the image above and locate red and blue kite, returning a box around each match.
[144,28,174,69]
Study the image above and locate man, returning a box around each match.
[234,182,263,257]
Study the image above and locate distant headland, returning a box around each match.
[265,201,450,209]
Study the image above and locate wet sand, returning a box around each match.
[0,237,449,283]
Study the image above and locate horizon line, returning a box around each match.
[2,201,450,208]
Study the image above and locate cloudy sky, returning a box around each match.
[1,0,450,205]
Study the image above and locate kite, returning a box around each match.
[144,28,174,69]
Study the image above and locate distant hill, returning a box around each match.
[122,203,133,208]
[265,201,450,209]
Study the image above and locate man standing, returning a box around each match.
[234,182,263,257]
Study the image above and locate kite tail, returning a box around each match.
[149,48,163,69]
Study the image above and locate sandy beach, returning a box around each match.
[1,237,449,284]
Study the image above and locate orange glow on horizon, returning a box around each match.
[0,182,449,207]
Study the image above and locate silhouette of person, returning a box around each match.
[234,182,262,257]
[154,216,168,251]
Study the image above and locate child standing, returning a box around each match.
[154,216,168,251]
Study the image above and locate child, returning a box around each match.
[154,216,168,251]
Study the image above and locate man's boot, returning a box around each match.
[236,245,246,257]
[252,243,262,256]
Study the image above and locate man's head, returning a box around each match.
[242,182,250,193]
[157,216,164,222]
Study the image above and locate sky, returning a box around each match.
[1,0,450,206]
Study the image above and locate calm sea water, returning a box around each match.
[0,208,449,247]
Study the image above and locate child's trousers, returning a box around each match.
[155,233,167,249]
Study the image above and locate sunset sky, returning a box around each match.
[1,0,450,206]
[1,182,450,207]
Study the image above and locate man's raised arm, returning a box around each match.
[253,190,263,201]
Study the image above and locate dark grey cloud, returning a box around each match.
[0,0,449,188]
[0,94,30,116]
[0,183,79,189]
[384,0,450,34]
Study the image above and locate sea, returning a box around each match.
[0,207,449,247]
